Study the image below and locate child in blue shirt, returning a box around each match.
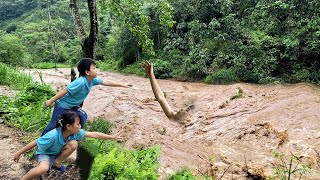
[14,110,123,180]
[42,58,131,136]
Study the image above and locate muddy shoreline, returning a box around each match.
[2,68,320,179]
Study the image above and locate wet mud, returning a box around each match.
[14,68,320,179]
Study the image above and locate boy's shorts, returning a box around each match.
[41,103,87,136]
[36,154,57,168]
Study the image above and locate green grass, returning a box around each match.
[0,62,33,90]
[96,60,145,76]
[168,169,213,180]
[230,87,243,100]
[86,118,115,134]
[89,146,160,180]
[121,61,145,76]
[30,62,70,69]
[0,83,54,131]
[205,68,239,84]
[0,63,54,131]
[96,60,118,72]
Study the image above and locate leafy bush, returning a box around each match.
[0,31,29,66]
[167,169,212,180]
[86,118,115,134]
[174,47,210,81]
[89,146,160,180]
[96,60,119,72]
[205,68,239,84]
[269,152,311,180]
[0,83,54,131]
[122,61,145,76]
[79,118,117,157]
[167,169,196,180]
[0,63,54,131]
[151,59,173,79]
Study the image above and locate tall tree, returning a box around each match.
[69,0,98,59]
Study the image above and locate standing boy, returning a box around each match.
[43,58,130,136]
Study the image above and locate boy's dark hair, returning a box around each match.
[55,110,79,131]
[77,58,96,76]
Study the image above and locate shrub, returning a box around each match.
[0,63,54,131]
[122,61,145,76]
[258,77,282,84]
[89,146,160,180]
[151,59,173,79]
[0,31,29,66]
[0,83,54,131]
[205,68,239,84]
[167,169,196,180]
[86,118,114,134]
[168,169,212,180]
[269,152,311,180]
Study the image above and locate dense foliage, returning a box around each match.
[89,147,159,179]
[168,169,212,180]
[0,63,54,131]
[0,0,319,83]
[80,119,160,180]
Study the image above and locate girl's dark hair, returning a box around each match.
[77,58,96,76]
[55,110,79,131]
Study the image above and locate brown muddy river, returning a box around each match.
[25,68,320,179]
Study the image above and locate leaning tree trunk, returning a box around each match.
[69,0,98,108]
[69,0,98,59]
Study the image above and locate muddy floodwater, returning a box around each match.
[24,68,320,179]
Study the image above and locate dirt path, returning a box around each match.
[6,69,320,179]
[0,86,80,180]
[0,86,27,179]
[0,123,28,180]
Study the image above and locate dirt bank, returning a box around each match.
[22,68,320,179]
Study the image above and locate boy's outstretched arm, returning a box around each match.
[85,131,123,140]
[101,79,131,88]
[141,62,177,119]
[13,141,37,162]
[44,88,68,107]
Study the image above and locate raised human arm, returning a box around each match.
[101,79,131,88]
[13,141,37,162]
[44,88,68,107]
[85,131,123,140]
[142,62,177,119]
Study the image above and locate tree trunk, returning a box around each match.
[69,0,98,59]
[69,0,98,107]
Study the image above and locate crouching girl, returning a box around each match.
[13,110,122,180]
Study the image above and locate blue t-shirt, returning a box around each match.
[35,128,86,155]
[57,76,103,109]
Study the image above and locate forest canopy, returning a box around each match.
[0,0,319,84]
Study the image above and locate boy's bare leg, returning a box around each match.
[21,161,49,180]
[53,140,78,167]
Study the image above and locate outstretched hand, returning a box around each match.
[13,153,21,162]
[141,61,153,75]
[44,100,53,108]
[113,129,125,141]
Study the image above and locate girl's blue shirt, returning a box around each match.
[57,76,103,109]
[35,127,85,155]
